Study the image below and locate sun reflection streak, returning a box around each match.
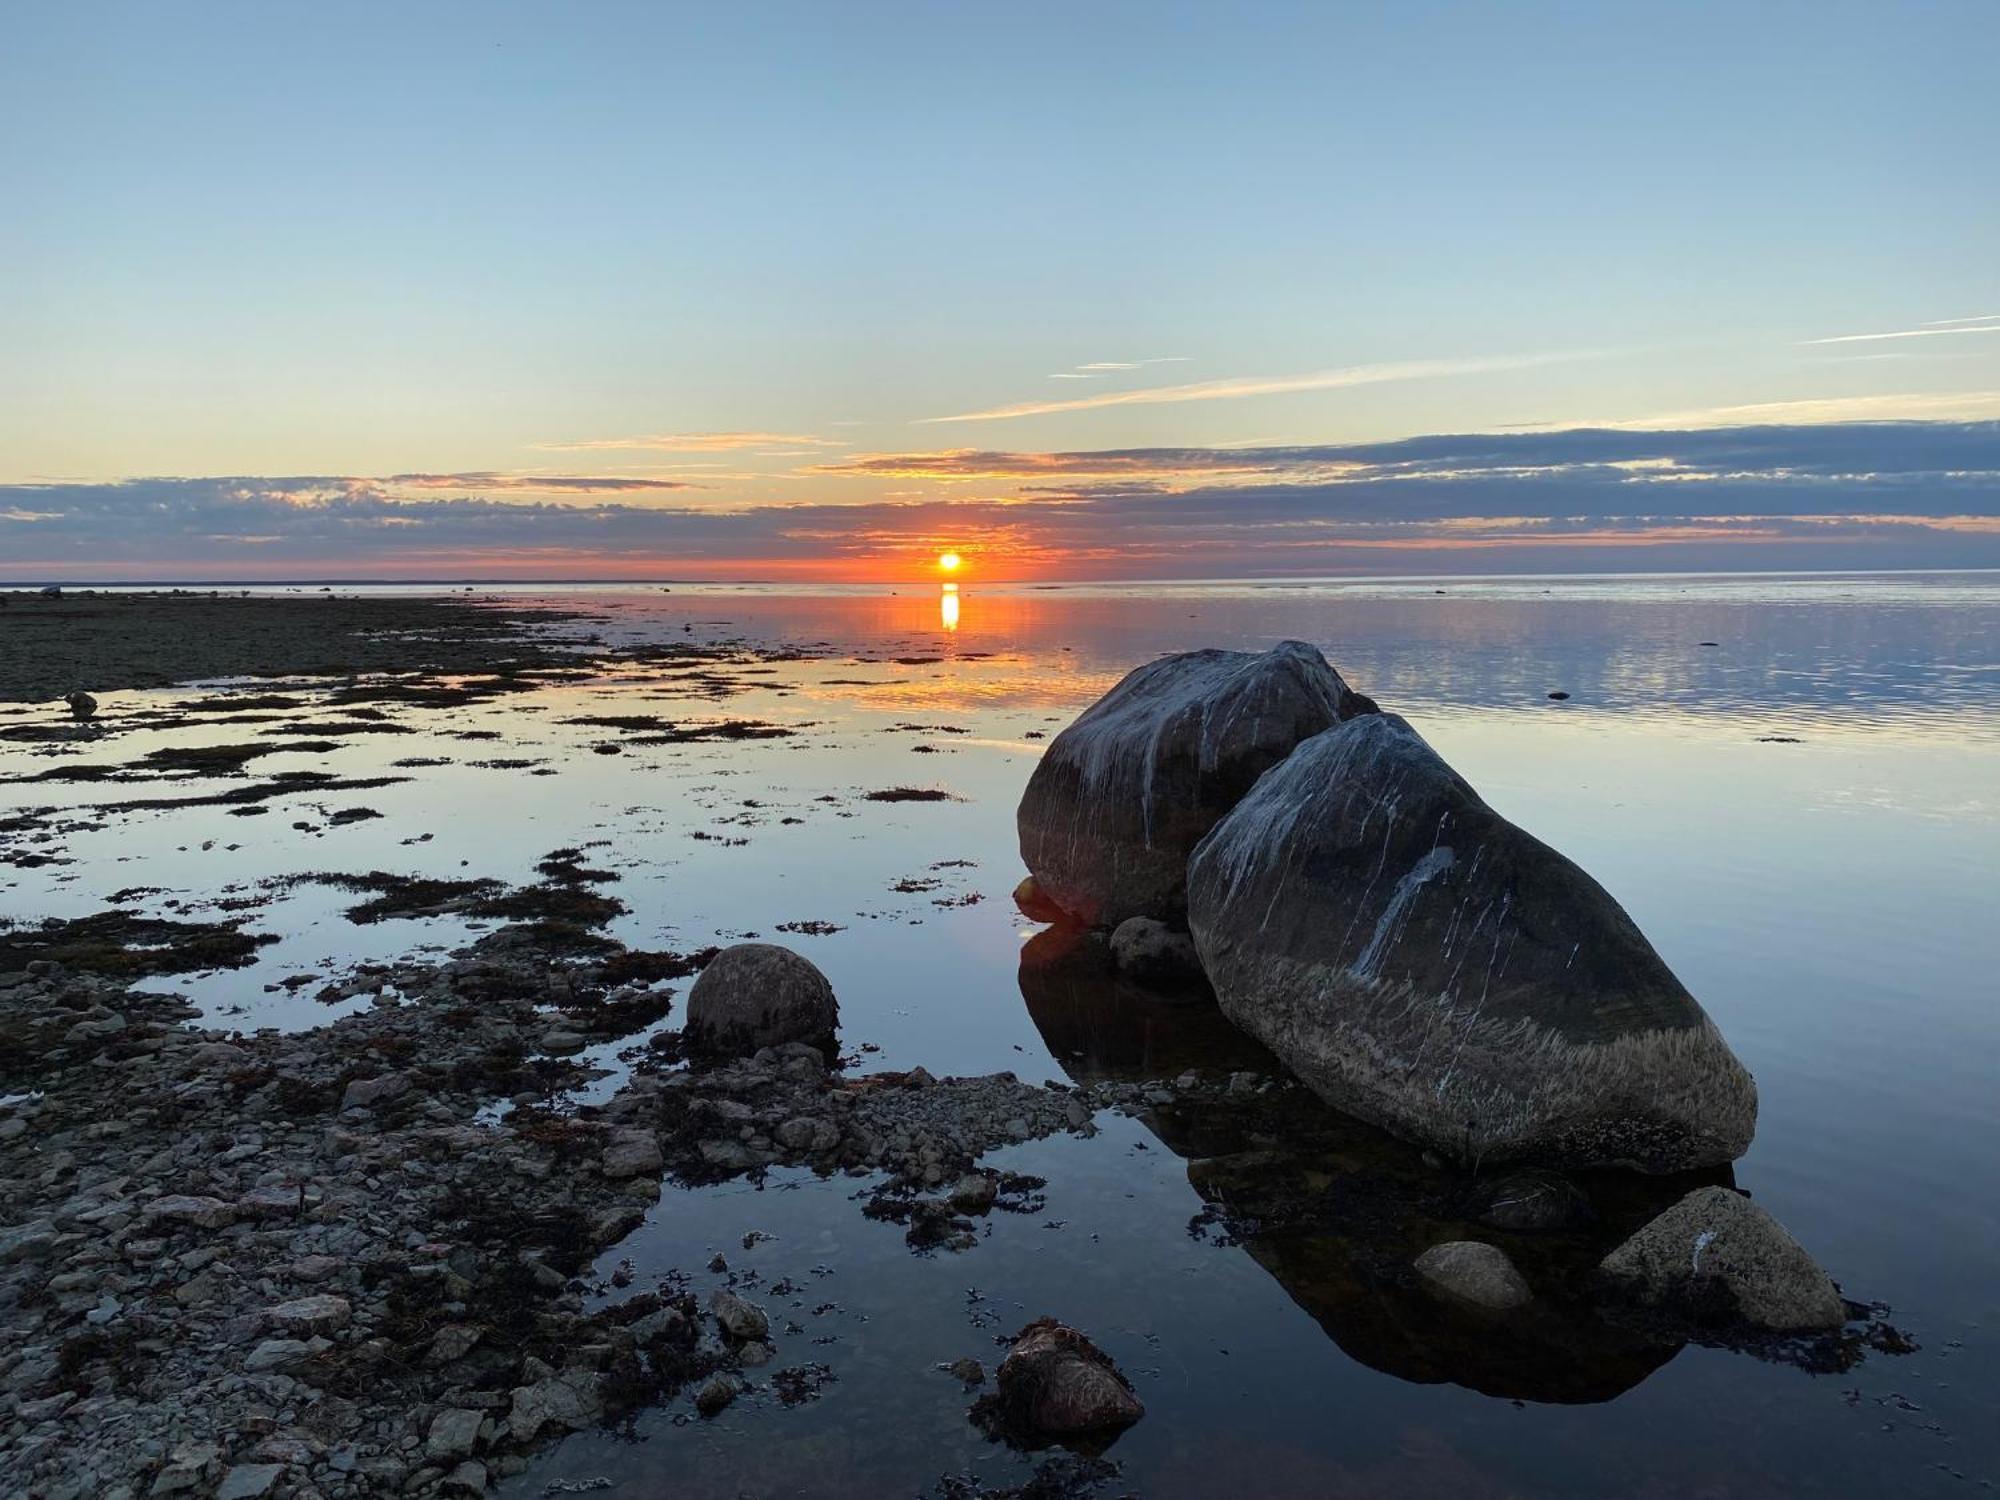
[940,583,960,631]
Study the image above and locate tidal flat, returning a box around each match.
[2,575,1996,1499]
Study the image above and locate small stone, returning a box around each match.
[339,1073,410,1112]
[947,1174,998,1214]
[942,1357,986,1386]
[1414,1241,1533,1312]
[709,1289,769,1341]
[214,1465,283,1500]
[266,1293,351,1334]
[425,1407,483,1461]
[600,1130,663,1179]
[144,1195,236,1230]
[694,1373,741,1417]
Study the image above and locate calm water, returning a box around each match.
[4,572,1996,1497]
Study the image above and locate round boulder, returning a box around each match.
[978,1317,1144,1444]
[684,943,837,1057]
[1108,916,1202,982]
[1414,1241,1533,1312]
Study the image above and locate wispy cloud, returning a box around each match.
[385,472,698,493]
[1048,356,1191,381]
[1586,390,2000,430]
[925,352,1588,424]
[1802,315,2000,346]
[532,432,844,452]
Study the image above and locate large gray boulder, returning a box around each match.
[1598,1186,1845,1331]
[1017,641,1363,927]
[684,943,837,1057]
[1186,712,1756,1172]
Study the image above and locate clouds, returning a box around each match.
[532,432,843,453]
[1803,314,2000,346]
[1048,357,1191,381]
[923,352,1591,423]
[4,420,1996,579]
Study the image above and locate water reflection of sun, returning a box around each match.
[940,583,960,631]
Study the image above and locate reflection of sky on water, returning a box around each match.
[3,573,1996,1498]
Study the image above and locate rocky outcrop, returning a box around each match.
[975,1317,1144,1445]
[1597,1186,1846,1331]
[1186,711,1757,1173]
[684,942,838,1056]
[1017,641,1362,927]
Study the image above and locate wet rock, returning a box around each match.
[1598,1186,1845,1331]
[214,1463,283,1500]
[1185,711,1758,1172]
[694,1373,741,1417]
[444,1460,489,1494]
[243,1337,320,1372]
[1414,1241,1533,1312]
[685,943,837,1056]
[507,1371,603,1443]
[949,1172,999,1213]
[1018,642,1358,928]
[708,1288,769,1341]
[425,1406,484,1461]
[942,1357,987,1386]
[339,1072,411,1112]
[600,1129,664,1179]
[266,1293,351,1334]
[144,1195,236,1230]
[1107,916,1201,982]
[67,690,98,720]
[980,1317,1144,1442]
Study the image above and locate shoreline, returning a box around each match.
[0,593,598,704]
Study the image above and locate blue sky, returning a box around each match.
[3,1,1996,578]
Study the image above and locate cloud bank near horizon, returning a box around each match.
[3,420,1996,580]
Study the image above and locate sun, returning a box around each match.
[936,551,962,573]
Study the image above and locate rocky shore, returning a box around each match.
[0,591,592,703]
[0,918,1142,1499]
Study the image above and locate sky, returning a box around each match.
[3,0,1997,582]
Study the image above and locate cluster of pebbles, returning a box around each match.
[0,921,1171,1500]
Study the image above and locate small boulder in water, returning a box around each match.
[977,1317,1144,1444]
[66,691,96,721]
[1108,916,1201,982]
[1597,1185,1845,1332]
[685,943,837,1057]
[1414,1241,1533,1312]
[1017,641,1361,927]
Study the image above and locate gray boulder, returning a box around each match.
[684,943,837,1056]
[1598,1185,1845,1331]
[1108,916,1201,981]
[1413,1241,1532,1312]
[1186,712,1757,1173]
[1017,641,1364,927]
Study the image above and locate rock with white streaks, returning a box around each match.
[1017,640,1364,927]
[1186,711,1756,1172]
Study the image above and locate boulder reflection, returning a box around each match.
[1020,925,1727,1405]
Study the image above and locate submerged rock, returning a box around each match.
[1017,641,1360,927]
[1107,916,1201,982]
[684,942,837,1056]
[1186,711,1757,1173]
[1597,1185,1845,1332]
[978,1317,1144,1445]
[1414,1241,1533,1312]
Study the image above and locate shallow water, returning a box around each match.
[4,572,1997,1497]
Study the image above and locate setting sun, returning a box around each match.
[937,551,962,573]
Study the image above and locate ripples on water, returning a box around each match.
[3,572,1995,1497]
